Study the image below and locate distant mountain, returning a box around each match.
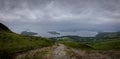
[51,31,120,44]
[21,31,38,36]
[48,31,60,35]
[96,32,120,40]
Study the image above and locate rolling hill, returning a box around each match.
[51,32,120,50]
[0,23,54,59]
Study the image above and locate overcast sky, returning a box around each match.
[0,0,120,37]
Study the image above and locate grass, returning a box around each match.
[0,23,54,59]
[0,23,120,59]
[92,39,120,50]
[0,31,54,59]
[0,31,54,54]
[58,37,120,50]
[59,41,93,50]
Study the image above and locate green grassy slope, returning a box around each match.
[51,31,120,50]
[62,41,93,50]
[91,32,120,50]
[0,23,53,56]
[57,38,93,50]
[92,39,120,50]
[59,38,120,50]
[0,23,12,32]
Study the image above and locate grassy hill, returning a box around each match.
[0,23,54,59]
[91,39,120,50]
[61,41,93,50]
[96,32,120,38]
[50,36,95,44]
[91,32,120,50]
[51,32,120,50]
[0,23,12,32]
[56,37,93,50]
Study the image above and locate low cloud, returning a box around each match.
[0,0,120,37]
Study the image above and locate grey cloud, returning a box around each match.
[0,0,120,37]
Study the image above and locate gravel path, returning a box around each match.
[51,44,70,59]
[15,44,120,59]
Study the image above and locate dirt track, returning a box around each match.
[15,44,120,59]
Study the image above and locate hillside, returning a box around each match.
[0,23,11,32]
[92,39,120,50]
[51,32,120,50]
[96,32,120,38]
[0,23,54,59]
[50,36,95,44]
[0,23,120,59]
[90,32,120,50]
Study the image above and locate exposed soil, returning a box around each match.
[15,44,120,59]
